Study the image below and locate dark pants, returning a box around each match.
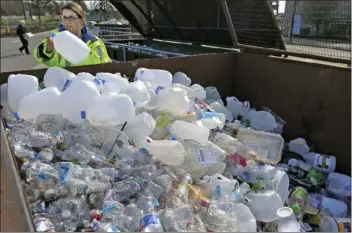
[19,36,30,54]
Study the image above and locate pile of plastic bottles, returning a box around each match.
[0,66,351,232]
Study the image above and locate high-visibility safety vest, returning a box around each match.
[33,24,111,67]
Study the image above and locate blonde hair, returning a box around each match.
[61,2,85,19]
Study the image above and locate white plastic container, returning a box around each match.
[288,137,310,156]
[157,87,190,116]
[134,67,148,81]
[209,101,233,122]
[226,96,250,119]
[172,83,196,101]
[58,79,100,124]
[236,128,284,165]
[197,111,226,130]
[319,216,351,232]
[121,81,150,109]
[44,66,76,91]
[96,72,130,94]
[144,139,186,166]
[248,110,278,132]
[18,87,61,120]
[123,112,156,141]
[168,120,210,144]
[205,86,221,101]
[276,207,301,232]
[303,152,336,173]
[272,170,290,204]
[245,190,283,222]
[233,203,257,232]
[8,74,39,113]
[190,84,206,100]
[199,173,239,197]
[51,31,90,64]
[76,72,104,92]
[85,93,135,127]
[172,71,192,87]
[1,83,8,106]
[308,193,348,217]
[326,173,351,197]
[138,69,172,91]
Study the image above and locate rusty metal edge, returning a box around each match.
[220,0,351,65]
[0,118,35,232]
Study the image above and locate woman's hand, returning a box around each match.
[46,36,55,53]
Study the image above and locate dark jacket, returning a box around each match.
[16,24,27,38]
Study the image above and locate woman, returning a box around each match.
[17,20,30,54]
[33,2,111,67]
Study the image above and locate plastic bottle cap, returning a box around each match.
[169,135,176,141]
[80,111,86,120]
[291,204,301,214]
[277,207,293,218]
[50,32,56,38]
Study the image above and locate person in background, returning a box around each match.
[33,1,111,67]
[17,20,30,54]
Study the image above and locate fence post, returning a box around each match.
[289,0,298,43]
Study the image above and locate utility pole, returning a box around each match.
[289,0,297,43]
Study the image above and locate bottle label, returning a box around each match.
[135,175,147,189]
[102,202,118,214]
[195,149,217,164]
[153,199,160,207]
[198,111,220,120]
[214,185,221,200]
[106,223,120,232]
[139,213,162,231]
[334,217,351,232]
[37,171,46,181]
[314,154,331,170]
[62,79,72,91]
[54,131,65,144]
[155,112,171,128]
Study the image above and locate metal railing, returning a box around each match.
[104,41,187,61]
[222,0,351,64]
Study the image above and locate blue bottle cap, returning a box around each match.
[50,32,56,38]
[80,111,86,120]
[169,135,177,141]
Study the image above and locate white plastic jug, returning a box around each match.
[190,84,206,100]
[134,67,148,81]
[18,87,61,120]
[123,112,156,141]
[96,72,130,94]
[248,110,278,132]
[245,190,283,222]
[205,86,221,101]
[51,31,90,64]
[226,97,250,119]
[276,207,301,232]
[288,137,310,156]
[138,69,172,91]
[144,139,186,166]
[157,87,190,116]
[303,152,336,173]
[76,72,104,92]
[173,72,192,87]
[1,83,8,106]
[197,111,225,130]
[168,120,210,144]
[319,216,351,232]
[172,83,196,101]
[212,132,248,158]
[309,194,348,217]
[233,203,257,232]
[121,81,150,109]
[8,74,39,113]
[199,173,239,197]
[85,93,135,127]
[326,173,351,197]
[44,66,76,91]
[209,101,233,122]
[58,79,100,124]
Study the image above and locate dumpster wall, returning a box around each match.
[0,52,350,177]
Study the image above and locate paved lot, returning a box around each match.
[1,31,50,73]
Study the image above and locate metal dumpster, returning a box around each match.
[0,51,350,231]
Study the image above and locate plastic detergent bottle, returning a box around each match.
[7,74,39,113]
[326,172,351,197]
[51,31,90,64]
[303,152,336,173]
[44,67,76,91]
[18,87,61,120]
